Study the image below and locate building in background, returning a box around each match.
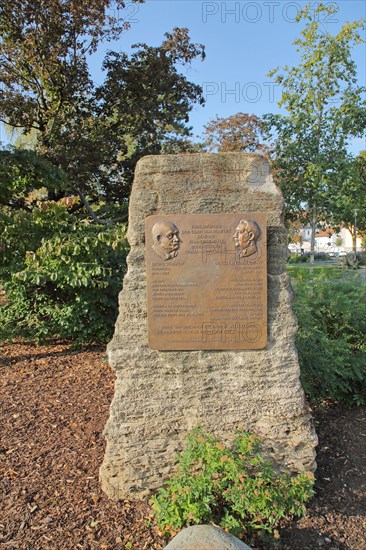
[288,224,363,256]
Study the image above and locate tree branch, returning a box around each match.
[0,118,41,131]
[0,198,33,212]
[76,190,128,225]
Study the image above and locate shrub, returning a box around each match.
[291,269,366,405]
[152,427,314,541]
[287,253,310,264]
[358,252,366,266]
[314,252,330,261]
[0,203,128,343]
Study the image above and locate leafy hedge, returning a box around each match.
[290,267,366,405]
[0,202,128,343]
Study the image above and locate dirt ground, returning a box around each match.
[1,340,365,549]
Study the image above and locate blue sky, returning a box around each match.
[2,1,365,153]
[97,0,366,153]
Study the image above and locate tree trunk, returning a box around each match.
[353,225,357,253]
[310,202,317,267]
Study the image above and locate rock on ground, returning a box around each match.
[164,525,251,550]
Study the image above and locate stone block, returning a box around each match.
[100,153,317,499]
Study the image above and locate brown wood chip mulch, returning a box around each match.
[1,340,365,550]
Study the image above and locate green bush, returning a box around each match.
[0,203,128,343]
[288,253,309,264]
[357,251,366,266]
[291,268,366,405]
[152,427,314,541]
[314,253,330,261]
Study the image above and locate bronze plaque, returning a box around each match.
[145,213,267,350]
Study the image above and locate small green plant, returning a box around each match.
[151,427,314,541]
[335,237,343,248]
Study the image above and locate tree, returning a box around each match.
[202,113,268,153]
[0,2,206,342]
[0,0,135,145]
[0,1,205,218]
[329,151,366,252]
[95,27,205,203]
[266,2,366,264]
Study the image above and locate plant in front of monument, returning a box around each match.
[151,427,314,545]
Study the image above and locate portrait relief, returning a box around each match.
[233,219,261,259]
[152,221,181,260]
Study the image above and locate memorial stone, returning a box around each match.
[100,153,317,499]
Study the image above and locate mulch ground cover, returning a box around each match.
[1,340,365,550]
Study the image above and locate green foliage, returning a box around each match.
[358,252,366,266]
[265,3,366,259]
[1,202,67,278]
[0,2,205,205]
[152,428,314,541]
[290,268,366,405]
[0,148,67,208]
[202,113,268,153]
[287,254,309,264]
[0,202,128,343]
[328,152,366,248]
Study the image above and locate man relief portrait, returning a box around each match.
[233,219,261,259]
[152,221,181,260]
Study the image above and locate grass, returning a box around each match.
[287,264,366,284]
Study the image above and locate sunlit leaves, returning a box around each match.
[265,2,366,234]
[1,3,205,204]
[202,113,268,154]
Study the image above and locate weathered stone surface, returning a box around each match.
[100,153,317,499]
[164,525,252,550]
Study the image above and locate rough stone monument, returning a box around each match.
[100,153,317,499]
